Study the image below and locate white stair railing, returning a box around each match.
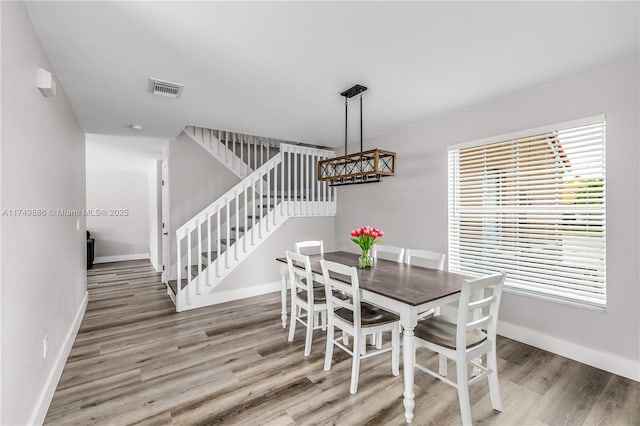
[184,126,284,179]
[172,143,335,311]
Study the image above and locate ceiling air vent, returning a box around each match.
[149,78,184,98]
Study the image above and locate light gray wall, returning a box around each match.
[86,168,150,258]
[1,2,87,424]
[335,59,640,365]
[168,133,240,270]
[215,216,336,292]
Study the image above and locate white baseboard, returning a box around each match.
[29,291,88,425]
[177,281,281,311]
[212,281,281,304]
[498,320,640,382]
[94,253,149,264]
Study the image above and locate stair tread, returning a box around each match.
[201,251,218,259]
[186,263,207,271]
[167,279,188,294]
[230,226,247,232]
[187,264,207,278]
[220,239,236,245]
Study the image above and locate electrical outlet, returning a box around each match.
[43,335,48,358]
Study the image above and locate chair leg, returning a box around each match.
[439,354,448,376]
[350,335,361,394]
[320,310,327,331]
[359,334,367,356]
[487,348,503,412]
[376,331,382,349]
[304,307,314,357]
[324,324,334,371]
[456,359,473,426]
[391,324,399,376]
[370,334,376,346]
[287,301,297,342]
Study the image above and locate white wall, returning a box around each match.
[1,3,87,424]
[85,134,166,263]
[335,59,640,379]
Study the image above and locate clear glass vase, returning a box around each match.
[358,251,374,269]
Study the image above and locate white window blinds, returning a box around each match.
[448,118,606,308]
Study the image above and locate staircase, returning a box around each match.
[167,126,336,311]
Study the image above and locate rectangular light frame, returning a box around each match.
[317,148,396,186]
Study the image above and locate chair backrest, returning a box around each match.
[285,250,315,303]
[295,240,324,256]
[456,273,505,350]
[320,260,361,327]
[405,249,446,271]
[371,244,405,263]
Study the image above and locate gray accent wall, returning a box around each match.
[168,134,337,290]
[1,2,87,424]
[334,58,640,367]
[167,133,240,276]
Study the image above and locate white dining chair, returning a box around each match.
[413,273,506,426]
[321,259,400,394]
[294,240,326,327]
[405,248,446,270]
[285,251,327,357]
[295,240,324,256]
[371,244,405,263]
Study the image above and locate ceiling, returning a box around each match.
[26,2,639,147]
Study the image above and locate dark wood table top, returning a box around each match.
[276,250,470,307]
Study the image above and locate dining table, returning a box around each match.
[276,250,473,424]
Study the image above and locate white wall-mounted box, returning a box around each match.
[37,67,56,97]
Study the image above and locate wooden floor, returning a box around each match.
[45,260,640,425]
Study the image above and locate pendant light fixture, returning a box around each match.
[317,84,396,187]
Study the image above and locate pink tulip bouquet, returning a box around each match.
[350,226,384,268]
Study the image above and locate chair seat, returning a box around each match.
[296,289,326,303]
[414,316,487,350]
[335,302,398,326]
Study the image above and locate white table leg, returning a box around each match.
[280,273,288,328]
[401,308,418,424]
[402,327,416,423]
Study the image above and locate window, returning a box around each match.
[448,116,606,309]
